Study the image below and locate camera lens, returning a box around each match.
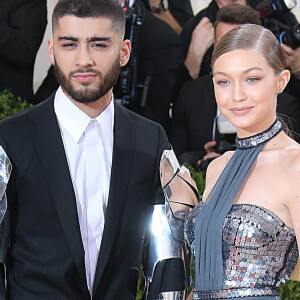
[282,23,300,49]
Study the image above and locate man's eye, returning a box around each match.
[92,43,107,48]
[62,43,76,48]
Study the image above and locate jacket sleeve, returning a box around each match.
[0,141,12,299]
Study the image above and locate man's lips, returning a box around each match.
[73,73,97,83]
[229,106,254,116]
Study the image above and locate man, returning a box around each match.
[0,0,47,102]
[143,0,193,34]
[181,0,247,79]
[36,0,183,133]
[170,3,300,165]
[0,0,169,299]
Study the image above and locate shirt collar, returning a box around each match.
[54,86,114,145]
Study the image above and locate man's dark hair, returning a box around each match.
[214,3,261,29]
[52,0,125,36]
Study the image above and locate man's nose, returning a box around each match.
[76,46,94,68]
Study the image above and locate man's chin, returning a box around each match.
[67,86,109,104]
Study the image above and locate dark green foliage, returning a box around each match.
[279,280,300,299]
[184,164,206,198]
[136,264,143,300]
[0,89,31,119]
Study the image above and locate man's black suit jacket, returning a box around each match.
[0,94,169,299]
[170,75,216,156]
[0,0,47,102]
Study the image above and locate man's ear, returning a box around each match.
[119,39,131,67]
[277,69,290,93]
[48,38,55,65]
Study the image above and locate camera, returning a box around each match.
[248,0,297,17]
[248,0,300,49]
[279,23,300,49]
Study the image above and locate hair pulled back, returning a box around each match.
[211,24,286,75]
[52,0,125,36]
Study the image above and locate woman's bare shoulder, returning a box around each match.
[289,147,300,174]
[201,151,235,202]
[206,151,234,185]
[202,151,234,201]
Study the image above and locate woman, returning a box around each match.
[184,24,300,300]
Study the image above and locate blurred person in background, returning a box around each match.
[141,0,193,34]
[0,0,47,103]
[182,0,247,80]
[181,0,299,81]
[281,44,300,106]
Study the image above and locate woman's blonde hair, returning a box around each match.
[211,24,286,75]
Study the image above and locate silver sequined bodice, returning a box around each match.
[184,202,298,293]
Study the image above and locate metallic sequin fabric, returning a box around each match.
[184,203,298,299]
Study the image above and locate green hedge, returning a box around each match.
[0,89,31,119]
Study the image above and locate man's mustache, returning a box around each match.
[69,68,102,77]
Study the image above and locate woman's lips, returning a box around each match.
[230,106,254,116]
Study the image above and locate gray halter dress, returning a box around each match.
[184,119,299,300]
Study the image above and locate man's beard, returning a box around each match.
[53,56,120,104]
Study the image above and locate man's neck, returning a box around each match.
[62,88,113,118]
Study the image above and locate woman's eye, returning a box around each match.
[246,77,259,83]
[217,80,230,86]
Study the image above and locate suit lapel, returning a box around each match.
[92,104,136,295]
[28,96,87,286]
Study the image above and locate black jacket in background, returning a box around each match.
[170,75,216,156]
[0,0,47,103]
[170,74,300,157]
[141,0,193,26]
[180,0,218,77]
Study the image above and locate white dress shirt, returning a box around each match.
[54,87,114,293]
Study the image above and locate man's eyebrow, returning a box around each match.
[213,67,264,77]
[88,37,112,42]
[57,36,79,42]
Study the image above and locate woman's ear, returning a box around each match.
[277,69,290,94]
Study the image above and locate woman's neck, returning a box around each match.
[236,117,277,139]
